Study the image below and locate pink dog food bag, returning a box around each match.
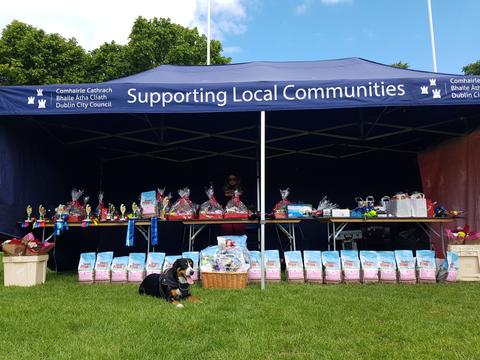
[303,251,322,283]
[341,250,360,283]
[111,256,129,283]
[322,251,342,284]
[378,251,397,283]
[78,252,96,283]
[127,253,146,283]
[416,250,436,283]
[284,251,304,282]
[94,252,114,282]
[360,251,379,283]
[395,250,416,283]
[264,250,281,282]
[248,251,262,282]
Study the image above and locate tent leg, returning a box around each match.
[260,111,266,290]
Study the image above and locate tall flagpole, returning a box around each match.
[207,0,211,65]
[427,0,437,72]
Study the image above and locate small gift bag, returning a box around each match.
[388,193,411,217]
[410,192,427,217]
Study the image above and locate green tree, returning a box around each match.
[126,17,230,75]
[0,20,88,85]
[462,60,480,75]
[84,41,129,83]
[390,61,409,69]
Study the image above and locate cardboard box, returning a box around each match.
[448,245,480,281]
[3,255,48,287]
[287,204,312,218]
[332,209,350,217]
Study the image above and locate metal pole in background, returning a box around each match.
[260,111,266,290]
[207,0,211,65]
[427,0,438,72]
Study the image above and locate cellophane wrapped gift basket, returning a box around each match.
[200,236,250,288]
[224,190,249,219]
[167,188,197,220]
[199,186,224,220]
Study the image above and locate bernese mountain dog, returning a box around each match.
[139,258,200,308]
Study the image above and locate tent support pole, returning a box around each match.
[260,111,266,290]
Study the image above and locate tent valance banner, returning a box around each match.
[1,58,480,115]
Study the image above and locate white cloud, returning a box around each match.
[295,2,309,15]
[321,0,352,5]
[223,46,242,53]
[0,0,250,50]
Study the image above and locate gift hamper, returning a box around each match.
[200,238,250,288]
[167,188,197,220]
[199,186,224,220]
[224,190,249,219]
[273,188,291,219]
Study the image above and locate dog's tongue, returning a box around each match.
[186,275,194,285]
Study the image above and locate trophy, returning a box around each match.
[25,205,33,222]
[120,204,127,221]
[38,205,46,221]
[85,204,92,221]
[131,202,141,218]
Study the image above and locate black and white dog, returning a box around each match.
[139,258,199,308]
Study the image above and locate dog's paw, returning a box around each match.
[176,304,184,309]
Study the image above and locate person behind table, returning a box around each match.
[221,173,245,235]
[223,173,243,199]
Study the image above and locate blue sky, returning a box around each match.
[1,0,479,74]
[219,0,480,74]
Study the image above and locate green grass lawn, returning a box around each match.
[1,254,480,360]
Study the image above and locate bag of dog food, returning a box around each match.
[284,251,304,282]
[146,252,166,275]
[200,246,218,273]
[182,251,199,281]
[163,255,182,272]
[446,251,459,283]
[94,251,114,283]
[359,251,379,283]
[322,251,342,284]
[111,256,129,283]
[217,235,247,248]
[78,252,96,283]
[416,250,436,283]
[341,250,361,283]
[377,251,397,283]
[303,251,322,283]
[394,250,416,283]
[248,251,262,282]
[127,253,146,283]
[264,250,281,282]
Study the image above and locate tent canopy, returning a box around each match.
[1,57,480,115]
